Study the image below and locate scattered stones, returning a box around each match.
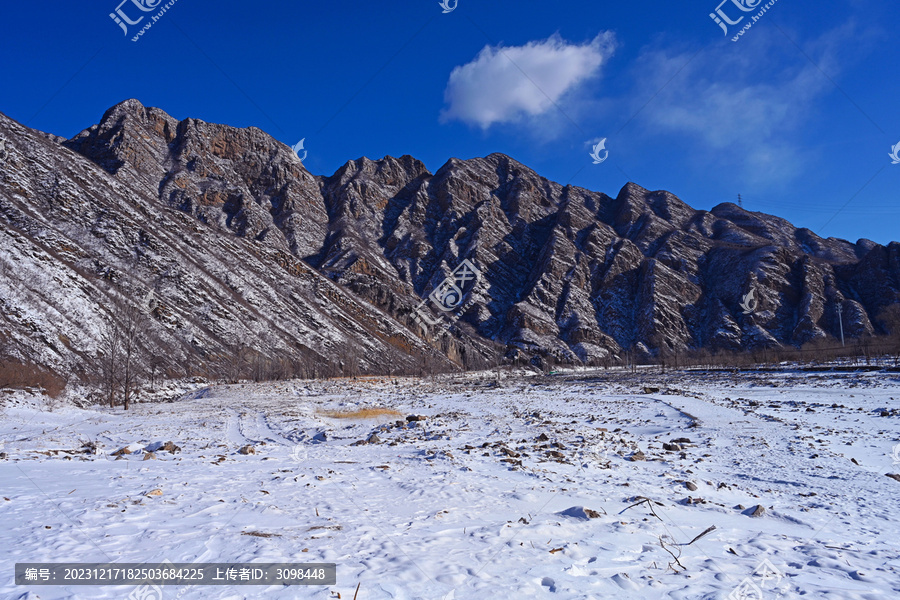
[685,481,698,491]
[560,506,604,520]
[642,387,660,394]
[663,443,682,452]
[238,445,256,455]
[367,433,381,444]
[628,451,646,462]
[406,415,426,422]
[146,489,163,497]
[671,438,691,444]
[886,474,900,483]
[142,452,156,461]
[746,504,766,517]
[536,433,549,442]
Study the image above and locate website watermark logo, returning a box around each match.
[439,0,458,14]
[109,0,180,42]
[126,581,163,600]
[292,138,307,161]
[728,558,786,600]
[412,259,482,334]
[591,439,630,461]
[290,444,308,463]
[889,141,900,165]
[709,0,780,41]
[890,443,900,465]
[589,138,609,164]
[125,559,189,600]
[740,289,758,315]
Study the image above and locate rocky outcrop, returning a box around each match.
[0,103,452,378]
[1,99,898,376]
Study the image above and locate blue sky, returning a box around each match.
[2,0,898,244]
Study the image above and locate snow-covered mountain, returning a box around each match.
[1,99,898,378]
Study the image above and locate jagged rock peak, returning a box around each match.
[2,100,898,376]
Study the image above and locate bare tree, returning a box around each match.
[221,343,250,383]
[97,313,122,409]
[95,293,150,410]
[148,355,165,392]
[339,344,360,378]
[119,302,148,410]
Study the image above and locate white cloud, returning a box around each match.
[441,33,616,129]
[630,23,863,184]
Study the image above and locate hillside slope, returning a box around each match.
[1,99,898,376]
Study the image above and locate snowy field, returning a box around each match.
[1,368,899,599]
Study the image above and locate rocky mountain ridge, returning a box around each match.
[1,99,898,379]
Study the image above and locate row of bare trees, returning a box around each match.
[634,303,900,371]
[10,275,896,407]
[512,303,900,373]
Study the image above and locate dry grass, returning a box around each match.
[317,407,403,419]
[0,361,67,398]
[241,531,281,538]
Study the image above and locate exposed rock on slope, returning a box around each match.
[0,104,452,377]
[1,99,898,376]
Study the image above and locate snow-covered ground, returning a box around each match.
[1,368,899,599]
